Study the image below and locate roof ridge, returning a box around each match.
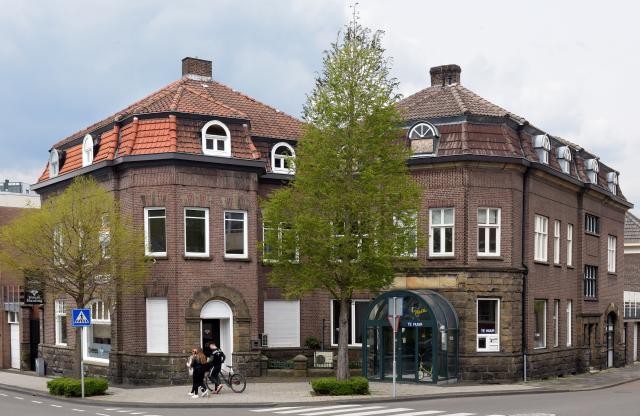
[628,211,640,227]
[169,85,185,112]
[450,85,469,114]
[182,84,248,118]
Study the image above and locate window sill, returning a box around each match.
[584,298,599,302]
[608,272,617,277]
[224,257,251,262]
[553,263,562,268]
[567,265,575,269]
[149,255,169,261]
[183,255,212,261]
[533,260,549,266]
[83,358,109,366]
[477,255,503,261]
[585,231,600,237]
[428,255,456,260]
[533,346,547,350]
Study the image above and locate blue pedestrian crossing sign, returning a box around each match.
[71,308,92,327]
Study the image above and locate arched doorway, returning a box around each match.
[606,312,616,368]
[363,289,459,384]
[201,300,233,370]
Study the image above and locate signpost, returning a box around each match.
[388,297,402,399]
[71,308,91,398]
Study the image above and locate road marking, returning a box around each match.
[32,400,43,403]
[96,413,111,416]
[301,406,386,416]
[276,406,364,414]
[253,409,303,413]
[438,414,475,416]
[327,409,413,416]
[0,393,7,396]
[117,411,134,413]
[14,396,24,400]
[51,404,62,408]
[105,409,120,411]
[384,412,446,416]
[130,413,147,415]
[72,409,86,412]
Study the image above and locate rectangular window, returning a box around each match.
[144,208,166,256]
[584,265,598,299]
[224,211,248,258]
[534,299,547,349]
[567,224,573,267]
[566,300,572,347]
[429,208,454,256]
[585,213,599,234]
[55,299,68,346]
[394,212,418,258]
[184,208,209,256]
[84,301,111,363]
[264,300,300,347]
[99,215,110,259]
[477,298,500,352]
[534,215,548,262]
[263,222,298,263]
[553,220,561,264]
[608,235,617,273]
[146,298,168,354]
[331,300,369,346]
[553,300,560,347]
[7,311,18,324]
[477,208,501,256]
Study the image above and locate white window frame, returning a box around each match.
[82,300,111,364]
[271,142,296,174]
[394,212,418,258]
[330,300,369,347]
[144,207,167,256]
[201,120,231,157]
[82,134,94,167]
[7,311,18,324]
[608,235,617,273]
[533,134,551,165]
[585,158,599,184]
[534,215,548,262]
[476,298,500,352]
[585,213,599,234]
[477,208,501,257]
[55,299,67,346]
[553,300,560,348]
[429,207,455,257]
[584,265,598,299]
[262,222,299,263]
[557,146,572,174]
[553,220,561,265]
[607,172,618,195]
[184,207,209,257]
[534,299,547,349]
[49,149,60,177]
[99,215,110,259]
[566,300,572,347]
[567,224,573,267]
[224,210,248,259]
[146,298,169,354]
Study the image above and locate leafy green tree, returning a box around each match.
[0,176,149,376]
[261,15,421,380]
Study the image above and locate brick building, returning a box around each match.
[623,213,640,363]
[31,58,631,384]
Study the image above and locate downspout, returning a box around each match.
[517,123,530,382]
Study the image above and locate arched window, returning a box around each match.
[533,135,551,165]
[585,158,599,184]
[201,120,231,157]
[49,149,60,178]
[271,142,296,174]
[557,146,572,174]
[83,299,112,363]
[408,122,439,156]
[607,172,618,195]
[82,134,94,167]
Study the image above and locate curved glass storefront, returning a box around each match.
[362,289,459,383]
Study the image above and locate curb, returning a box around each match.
[1,377,639,409]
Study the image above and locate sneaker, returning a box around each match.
[216,385,223,394]
[201,389,209,398]
[190,394,200,399]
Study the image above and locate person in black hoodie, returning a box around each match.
[207,342,226,394]
[190,347,209,398]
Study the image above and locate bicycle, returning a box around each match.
[417,361,432,380]
[204,365,247,393]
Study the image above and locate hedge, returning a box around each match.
[311,376,369,396]
[47,377,109,397]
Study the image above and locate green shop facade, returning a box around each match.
[362,289,459,384]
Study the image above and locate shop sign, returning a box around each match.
[404,321,424,328]
[23,288,44,305]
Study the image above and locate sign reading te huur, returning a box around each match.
[71,308,92,327]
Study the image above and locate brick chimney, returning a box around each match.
[430,64,461,86]
[182,57,212,80]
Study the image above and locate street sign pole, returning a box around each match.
[81,326,85,399]
[392,296,397,399]
[71,308,91,399]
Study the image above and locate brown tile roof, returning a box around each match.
[626,212,640,244]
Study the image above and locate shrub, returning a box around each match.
[47,377,109,397]
[304,336,321,350]
[311,376,369,396]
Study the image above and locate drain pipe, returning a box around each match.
[522,164,530,383]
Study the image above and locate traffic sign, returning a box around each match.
[387,315,400,332]
[71,308,92,327]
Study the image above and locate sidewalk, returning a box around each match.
[0,363,638,407]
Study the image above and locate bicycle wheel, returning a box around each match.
[417,370,425,380]
[204,375,215,392]
[228,373,246,393]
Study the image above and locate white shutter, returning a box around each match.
[264,300,300,347]
[146,298,169,353]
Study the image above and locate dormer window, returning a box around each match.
[585,158,599,184]
[533,135,551,165]
[607,172,618,195]
[201,120,231,157]
[557,146,572,174]
[49,149,60,178]
[408,122,439,156]
[82,134,94,167]
[271,142,296,174]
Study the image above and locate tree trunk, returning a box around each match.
[336,297,350,380]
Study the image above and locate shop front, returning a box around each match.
[363,289,459,384]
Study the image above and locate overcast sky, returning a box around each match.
[1,0,638,213]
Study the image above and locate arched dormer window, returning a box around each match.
[408,122,439,156]
[585,158,599,184]
[201,120,231,157]
[271,142,296,174]
[82,134,94,167]
[557,146,572,174]
[533,134,551,165]
[49,149,60,178]
[607,172,618,195]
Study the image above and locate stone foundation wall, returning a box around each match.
[41,344,74,377]
[525,347,586,379]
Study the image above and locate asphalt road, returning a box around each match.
[1,380,639,416]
